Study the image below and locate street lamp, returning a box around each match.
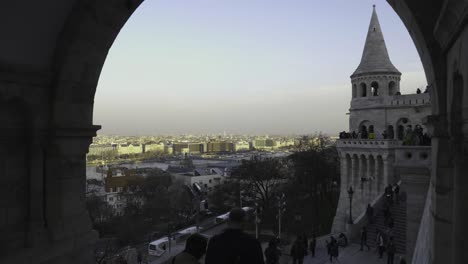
[254,202,261,239]
[277,193,286,240]
[347,186,354,224]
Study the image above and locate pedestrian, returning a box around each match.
[385,184,394,205]
[383,205,391,222]
[137,251,142,264]
[377,232,385,259]
[330,238,340,263]
[205,208,264,264]
[387,237,396,264]
[366,204,374,224]
[394,184,400,204]
[309,234,316,257]
[264,238,281,264]
[172,233,208,264]
[326,240,332,262]
[338,233,348,247]
[116,255,127,264]
[290,236,306,264]
[360,227,370,251]
[388,216,394,229]
[302,233,308,256]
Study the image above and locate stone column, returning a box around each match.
[331,153,351,234]
[352,156,359,188]
[366,156,372,181]
[359,156,366,180]
[383,159,390,187]
[43,126,100,264]
[340,155,348,190]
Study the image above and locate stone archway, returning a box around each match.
[3,1,468,263]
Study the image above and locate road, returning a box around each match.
[146,218,228,264]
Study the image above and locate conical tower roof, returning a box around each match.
[352,5,400,77]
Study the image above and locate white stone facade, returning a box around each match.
[332,7,432,235]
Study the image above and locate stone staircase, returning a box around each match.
[366,199,406,254]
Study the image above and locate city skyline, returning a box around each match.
[95,0,426,135]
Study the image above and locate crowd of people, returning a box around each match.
[339,124,431,146]
[400,124,431,146]
[148,201,409,264]
[359,183,406,264]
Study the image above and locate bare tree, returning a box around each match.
[232,157,289,227]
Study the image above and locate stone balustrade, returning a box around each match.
[337,139,402,149]
[390,93,431,107]
[394,146,431,167]
[351,93,431,109]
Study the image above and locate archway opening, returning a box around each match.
[388,81,396,95]
[360,83,367,97]
[371,81,379,96]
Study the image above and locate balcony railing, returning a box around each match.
[336,139,402,148]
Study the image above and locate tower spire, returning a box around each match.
[351,6,400,77]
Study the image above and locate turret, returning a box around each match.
[351,5,401,99]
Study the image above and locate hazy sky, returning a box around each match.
[94,0,427,136]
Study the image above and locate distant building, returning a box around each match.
[171,167,226,194]
[234,141,250,152]
[88,143,117,156]
[253,138,276,150]
[143,142,165,153]
[104,168,145,215]
[173,143,204,154]
[206,141,234,153]
[117,143,143,155]
[164,144,173,155]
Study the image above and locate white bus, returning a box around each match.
[173,226,198,241]
[215,207,253,224]
[148,237,176,257]
[214,212,230,224]
[241,207,253,213]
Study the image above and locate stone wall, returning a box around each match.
[411,182,433,264]
[399,172,430,262]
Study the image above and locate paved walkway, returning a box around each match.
[147,224,407,264]
[278,242,405,264]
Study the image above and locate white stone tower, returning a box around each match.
[332,6,432,243]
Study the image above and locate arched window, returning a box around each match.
[396,117,410,140]
[359,120,371,139]
[352,84,357,98]
[368,125,375,139]
[371,81,379,96]
[360,83,367,97]
[388,81,396,95]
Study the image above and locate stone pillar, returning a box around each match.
[352,156,359,188]
[360,156,366,180]
[383,157,394,187]
[340,155,349,190]
[366,156,372,181]
[422,114,452,264]
[331,153,351,233]
[42,126,100,264]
